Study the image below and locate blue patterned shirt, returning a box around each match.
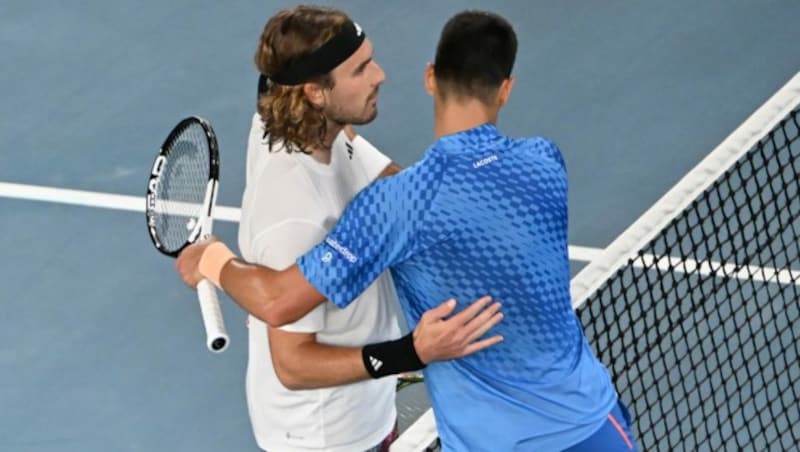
[298,124,616,451]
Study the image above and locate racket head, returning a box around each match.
[146,116,219,257]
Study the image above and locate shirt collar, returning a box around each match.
[433,123,501,155]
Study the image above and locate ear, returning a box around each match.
[497,77,515,107]
[303,82,326,108]
[424,63,436,97]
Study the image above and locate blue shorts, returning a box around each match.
[564,400,639,452]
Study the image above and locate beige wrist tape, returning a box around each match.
[198,242,236,288]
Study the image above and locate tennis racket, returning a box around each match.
[146,116,229,353]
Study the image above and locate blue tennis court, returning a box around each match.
[2,1,800,450]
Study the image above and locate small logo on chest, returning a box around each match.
[472,154,499,168]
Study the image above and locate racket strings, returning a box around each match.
[151,123,212,253]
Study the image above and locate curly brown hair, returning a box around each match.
[254,6,349,153]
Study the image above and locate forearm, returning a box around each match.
[274,342,371,390]
[219,259,324,327]
[271,327,426,390]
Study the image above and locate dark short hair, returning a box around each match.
[433,10,517,104]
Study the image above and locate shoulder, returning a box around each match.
[245,112,310,185]
[525,136,563,157]
[366,149,447,195]
[247,112,315,163]
[247,135,309,191]
[241,142,323,229]
[514,136,566,168]
[341,151,450,236]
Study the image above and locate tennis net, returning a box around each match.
[572,71,800,451]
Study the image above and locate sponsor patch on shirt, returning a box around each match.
[324,237,358,263]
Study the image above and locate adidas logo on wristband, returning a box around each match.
[369,356,383,371]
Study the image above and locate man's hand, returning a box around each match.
[175,236,220,289]
[413,296,504,364]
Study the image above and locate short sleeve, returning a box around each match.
[251,220,329,333]
[297,155,446,308]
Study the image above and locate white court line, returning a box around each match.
[637,252,800,287]
[567,245,604,263]
[390,410,438,452]
[0,181,241,223]
[8,180,790,286]
[0,181,605,263]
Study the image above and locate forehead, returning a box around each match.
[332,38,373,76]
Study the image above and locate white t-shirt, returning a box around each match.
[238,113,404,452]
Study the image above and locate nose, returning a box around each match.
[372,61,386,86]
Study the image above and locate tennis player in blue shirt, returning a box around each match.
[178,10,638,452]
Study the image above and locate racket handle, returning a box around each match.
[196,278,229,353]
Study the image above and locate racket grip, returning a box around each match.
[196,278,229,353]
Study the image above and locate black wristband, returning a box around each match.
[362,332,426,378]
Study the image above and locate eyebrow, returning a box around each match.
[353,55,372,75]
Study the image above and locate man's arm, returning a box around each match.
[180,162,432,325]
[268,329,366,390]
[268,295,501,389]
[176,242,503,371]
[176,234,324,326]
[231,220,387,390]
[220,258,323,326]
